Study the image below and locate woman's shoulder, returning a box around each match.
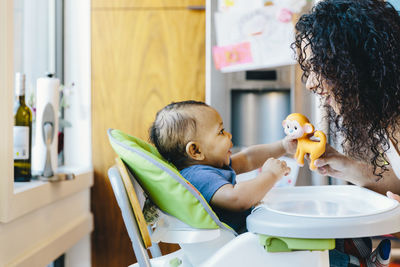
[386,122,400,179]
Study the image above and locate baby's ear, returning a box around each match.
[282,120,287,129]
[303,123,314,134]
[186,141,204,161]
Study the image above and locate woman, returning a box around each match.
[293,0,400,197]
[293,0,400,266]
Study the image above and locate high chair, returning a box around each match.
[108,158,331,267]
[107,129,400,267]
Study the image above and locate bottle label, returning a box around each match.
[13,126,29,160]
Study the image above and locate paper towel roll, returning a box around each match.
[32,75,60,175]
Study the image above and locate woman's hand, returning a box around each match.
[312,144,368,185]
[313,144,353,180]
[313,145,400,195]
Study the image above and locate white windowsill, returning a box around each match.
[14,180,47,194]
[0,166,93,223]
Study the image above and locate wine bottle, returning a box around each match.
[13,73,32,182]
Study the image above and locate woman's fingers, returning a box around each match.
[303,145,348,179]
[387,191,400,202]
[315,146,346,170]
[316,165,331,176]
[314,158,325,167]
[316,165,341,177]
[307,144,338,167]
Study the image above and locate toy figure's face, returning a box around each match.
[283,119,305,139]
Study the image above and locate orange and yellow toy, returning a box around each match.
[282,113,327,170]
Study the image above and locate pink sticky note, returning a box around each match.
[212,42,253,70]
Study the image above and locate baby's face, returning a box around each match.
[194,106,233,168]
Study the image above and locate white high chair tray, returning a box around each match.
[247,185,400,239]
[264,185,397,218]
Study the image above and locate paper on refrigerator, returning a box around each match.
[213,0,307,72]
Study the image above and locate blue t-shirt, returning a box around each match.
[180,164,251,232]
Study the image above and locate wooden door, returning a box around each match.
[91,2,205,266]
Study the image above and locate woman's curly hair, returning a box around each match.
[293,0,400,178]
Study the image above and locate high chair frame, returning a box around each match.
[108,158,329,267]
[108,164,190,267]
[108,165,152,266]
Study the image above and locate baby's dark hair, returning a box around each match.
[149,100,209,170]
[293,0,400,177]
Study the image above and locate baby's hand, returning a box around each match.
[261,158,291,179]
[282,136,297,156]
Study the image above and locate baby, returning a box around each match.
[149,100,294,232]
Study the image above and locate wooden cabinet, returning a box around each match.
[91,1,205,266]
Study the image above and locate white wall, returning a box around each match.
[64,0,91,170]
[64,0,91,266]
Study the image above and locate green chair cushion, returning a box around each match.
[259,235,335,252]
[108,128,235,233]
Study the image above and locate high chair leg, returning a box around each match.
[147,226,162,258]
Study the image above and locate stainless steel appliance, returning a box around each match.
[230,67,291,147]
[231,89,290,147]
